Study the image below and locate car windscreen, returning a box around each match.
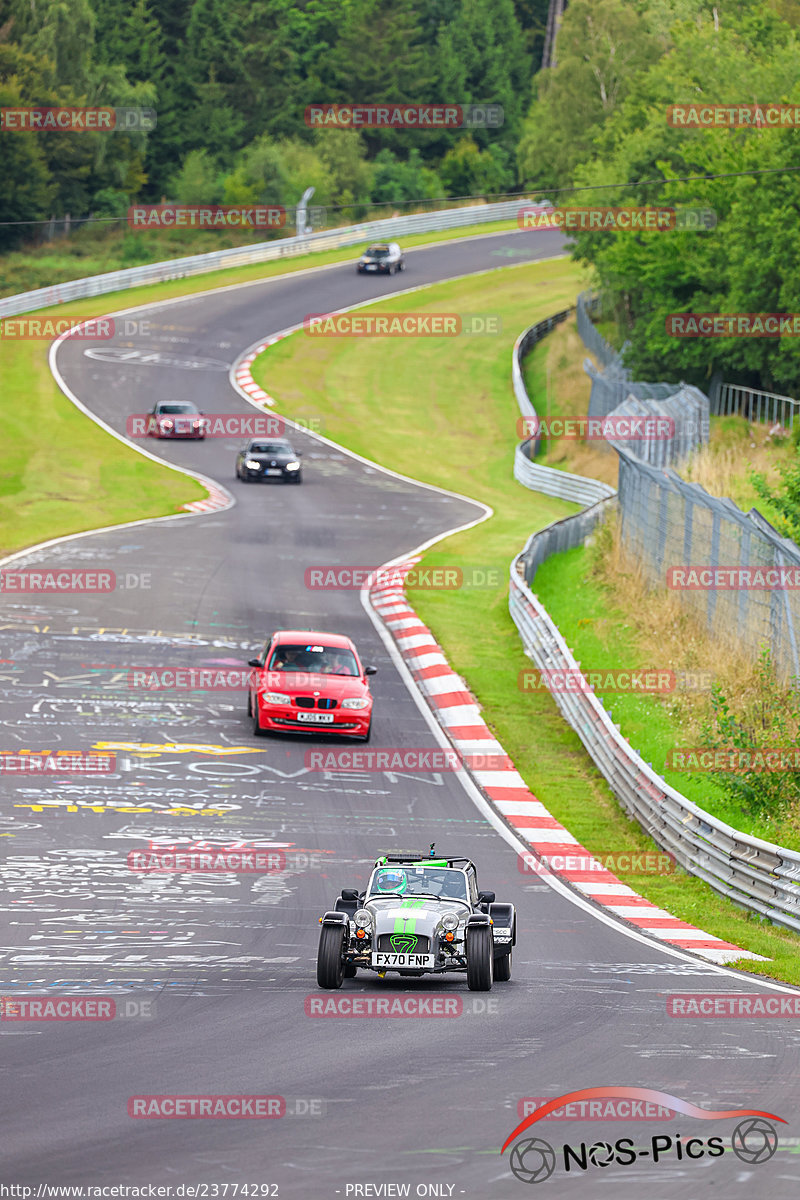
[365,246,390,258]
[158,404,196,414]
[368,866,469,902]
[248,443,291,454]
[266,644,359,676]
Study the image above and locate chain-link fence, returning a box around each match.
[578,292,679,418]
[617,448,800,680]
[525,293,800,682]
[711,380,800,431]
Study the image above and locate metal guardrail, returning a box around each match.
[0,198,549,319]
[513,441,615,507]
[511,306,616,506]
[508,561,800,933]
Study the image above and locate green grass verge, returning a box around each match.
[253,259,800,985]
[0,217,528,559]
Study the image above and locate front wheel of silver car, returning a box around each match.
[466,925,494,991]
[317,925,346,989]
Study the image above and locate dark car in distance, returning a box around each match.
[356,243,405,275]
[235,439,303,484]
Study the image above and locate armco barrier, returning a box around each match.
[511,307,617,507]
[0,199,549,320]
[508,561,800,932]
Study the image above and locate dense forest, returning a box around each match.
[3,0,800,392]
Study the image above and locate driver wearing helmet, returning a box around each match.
[374,867,407,895]
[439,871,467,900]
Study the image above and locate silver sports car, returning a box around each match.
[316,848,516,991]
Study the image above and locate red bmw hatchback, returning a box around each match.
[247,630,376,741]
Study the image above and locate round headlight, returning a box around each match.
[354,909,371,928]
[441,913,459,932]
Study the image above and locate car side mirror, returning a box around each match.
[365,665,377,675]
[341,889,359,901]
[247,658,261,668]
[477,890,495,905]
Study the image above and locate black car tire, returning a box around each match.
[399,261,405,271]
[252,704,265,736]
[317,925,346,989]
[466,925,494,991]
[494,948,512,981]
[247,691,252,717]
[292,474,303,484]
[359,719,372,743]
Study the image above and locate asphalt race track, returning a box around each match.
[2,230,799,1198]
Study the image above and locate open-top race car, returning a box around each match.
[316,847,516,991]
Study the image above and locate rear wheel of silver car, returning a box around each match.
[494,948,512,981]
[466,925,494,991]
[317,925,346,989]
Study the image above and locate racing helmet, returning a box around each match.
[375,868,407,894]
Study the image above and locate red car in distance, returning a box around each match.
[247,630,376,741]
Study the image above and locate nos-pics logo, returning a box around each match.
[502,1087,784,1184]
